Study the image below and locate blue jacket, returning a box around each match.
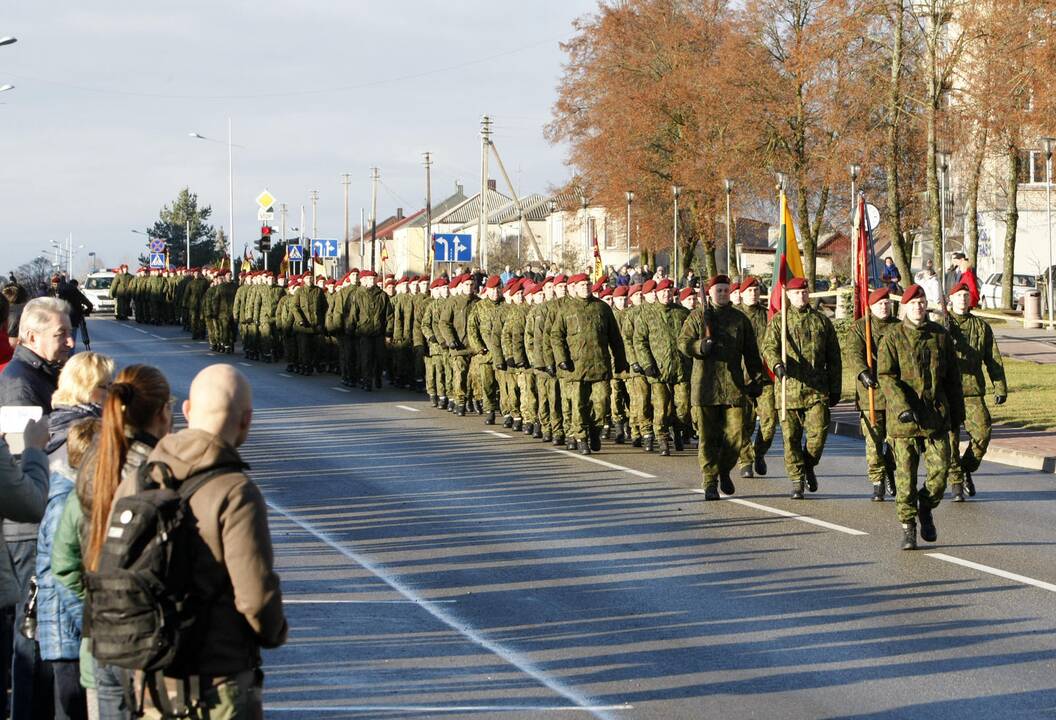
[35,464,82,661]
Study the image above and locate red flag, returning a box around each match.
[853,196,870,319]
[768,190,805,319]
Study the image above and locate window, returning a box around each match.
[1018,150,1048,184]
[85,276,113,289]
[604,216,617,250]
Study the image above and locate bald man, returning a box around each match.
[116,364,286,716]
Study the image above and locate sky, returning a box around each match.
[0,1,596,275]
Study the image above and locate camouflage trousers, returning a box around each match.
[892,433,950,523]
[358,335,385,388]
[739,383,777,467]
[537,373,556,435]
[503,370,522,420]
[414,346,426,388]
[693,405,744,487]
[568,380,610,441]
[240,322,257,354]
[391,343,414,386]
[258,322,278,358]
[779,402,830,484]
[609,379,628,426]
[860,410,893,485]
[284,330,298,365]
[627,375,652,440]
[448,355,471,405]
[948,395,992,484]
[341,334,359,383]
[646,381,690,438]
[296,332,321,367]
[471,358,499,412]
[517,371,536,424]
[560,379,574,437]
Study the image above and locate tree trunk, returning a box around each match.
[926,36,941,280]
[1002,144,1019,311]
[966,125,988,269]
[795,184,828,292]
[884,1,912,285]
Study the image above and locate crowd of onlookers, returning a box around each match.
[0,294,286,719]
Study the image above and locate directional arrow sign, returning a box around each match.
[433,233,472,262]
[312,239,340,258]
[288,245,304,261]
[255,189,276,210]
[148,252,166,269]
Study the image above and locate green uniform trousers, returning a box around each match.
[740,383,777,467]
[537,373,555,434]
[569,380,610,441]
[560,379,574,437]
[860,410,892,485]
[358,335,385,388]
[610,379,628,426]
[948,395,992,483]
[693,405,744,487]
[518,372,536,424]
[893,433,950,523]
[448,355,471,405]
[647,381,673,439]
[779,402,830,485]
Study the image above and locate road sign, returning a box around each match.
[256,189,276,210]
[312,238,340,258]
[433,233,472,262]
[288,245,304,261]
[148,252,166,269]
[149,239,166,253]
[257,207,274,222]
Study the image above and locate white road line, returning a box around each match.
[396,404,421,412]
[133,328,149,334]
[278,373,292,378]
[206,352,217,356]
[331,386,351,393]
[238,362,253,367]
[180,344,191,349]
[148,333,166,340]
[927,553,1056,593]
[707,495,868,536]
[267,501,622,720]
[551,449,656,479]
[265,706,633,714]
[283,598,457,604]
[484,430,512,438]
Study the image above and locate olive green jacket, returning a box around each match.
[549,296,627,382]
[878,319,964,438]
[948,311,1007,398]
[844,315,898,412]
[679,303,765,407]
[761,305,842,409]
[634,302,688,384]
[437,294,477,356]
[467,299,505,364]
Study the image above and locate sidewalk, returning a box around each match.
[993,326,1056,364]
[829,403,1056,474]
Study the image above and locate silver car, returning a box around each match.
[979,272,1036,310]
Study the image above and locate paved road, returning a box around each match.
[87,317,1056,719]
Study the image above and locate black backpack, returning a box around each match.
[85,460,243,675]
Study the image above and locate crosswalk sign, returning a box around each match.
[149,252,166,269]
[288,245,304,261]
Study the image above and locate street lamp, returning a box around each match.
[724,179,734,274]
[580,195,589,267]
[547,199,557,266]
[0,85,13,93]
[189,120,237,273]
[937,151,951,290]
[625,191,634,266]
[0,37,16,47]
[672,185,682,283]
[1043,138,1055,330]
[850,164,861,293]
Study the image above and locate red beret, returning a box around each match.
[868,287,890,305]
[543,276,554,286]
[655,278,674,291]
[642,279,657,293]
[785,277,808,291]
[949,280,971,297]
[448,277,460,289]
[505,277,520,291]
[568,273,589,284]
[705,275,731,291]
[485,275,501,289]
[509,279,525,294]
[360,270,376,278]
[628,283,642,297]
[679,287,695,301]
[349,267,360,274]
[599,288,612,298]
[385,273,394,280]
[739,276,759,292]
[430,278,446,289]
[554,274,567,284]
[613,286,628,298]
[901,284,926,304]
[396,277,408,286]
[592,280,605,293]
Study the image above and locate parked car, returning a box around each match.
[81,271,116,315]
[979,272,1036,310]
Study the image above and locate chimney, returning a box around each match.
[487,179,496,191]
[396,208,404,220]
[456,181,464,195]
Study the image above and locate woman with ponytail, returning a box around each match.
[76,364,171,720]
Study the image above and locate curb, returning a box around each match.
[827,419,1056,475]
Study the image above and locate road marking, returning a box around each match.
[278,373,293,378]
[238,362,253,367]
[265,706,633,714]
[551,449,656,479]
[180,344,191,349]
[331,386,351,393]
[133,328,149,334]
[148,333,166,340]
[396,404,421,412]
[705,495,868,536]
[206,352,217,356]
[927,553,1056,593]
[484,430,512,438]
[267,501,622,720]
[283,598,457,605]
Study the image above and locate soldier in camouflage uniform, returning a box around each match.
[735,277,775,477]
[438,274,477,413]
[289,274,328,374]
[278,279,298,371]
[946,280,1007,501]
[608,286,631,444]
[619,284,646,446]
[878,284,964,550]
[525,281,552,440]
[390,277,416,388]
[633,279,687,456]
[532,277,562,444]
[761,276,842,499]
[336,269,362,386]
[421,277,450,408]
[348,270,393,390]
[202,271,221,350]
[500,279,529,432]
[216,270,237,353]
[549,273,627,455]
[256,272,283,362]
[844,287,899,501]
[678,275,765,498]
[149,269,166,325]
[411,278,430,392]
[109,264,133,320]
[187,268,209,340]
[467,276,505,424]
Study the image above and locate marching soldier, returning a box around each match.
[633,279,687,455]
[349,270,393,390]
[501,279,529,432]
[736,277,775,477]
[620,284,647,447]
[761,277,842,499]
[878,284,964,550]
[534,276,566,446]
[845,287,899,501]
[421,277,449,407]
[257,272,283,362]
[391,277,416,388]
[525,280,553,440]
[946,280,1007,500]
[678,275,765,498]
[411,277,431,393]
[467,275,505,425]
[290,274,327,374]
[438,274,477,414]
[279,278,299,372]
[110,264,133,320]
[609,286,630,444]
[549,273,627,455]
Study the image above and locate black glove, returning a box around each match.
[534,365,547,372]
[898,409,918,425]
[857,370,878,389]
[558,360,574,372]
[631,362,644,375]
[546,365,556,376]
[994,394,1006,405]
[699,337,715,357]
[644,364,660,379]
[424,335,434,345]
[447,340,463,351]
[505,357,515,368]
[772,363,786,379]
[745,382,763,399]
[496,361,507,371]
[828,393,841,408]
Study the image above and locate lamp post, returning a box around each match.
[850,164,861,293]
[548,199,557,267]
[1,37,16,99]
[625,191,634,267]
[189,120,236,273]
[87,252,97,273]
[1044,138,1055,330]
[937,151,951,291]
[672,185,682,283]
[580,195,589,268]
[724,179,734,274]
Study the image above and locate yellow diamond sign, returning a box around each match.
[255,189,276,210]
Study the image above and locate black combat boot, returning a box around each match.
[753,448,767,476]
[286,363,295,373]
[577,439,591,455]
[553,434,564,447]
[918,500,937,543]
[790,482,805,500]
[484,411,496,425]
[964,471,976,497]
[602,425,612,441]
[542,429,552,442]
[901,521,918,551]
[430,395,439,407]
[805,464,818,493]
[719,472,736,496]
[533,423,543,439]
[951,482,965,502]
[672,428,684,452]
[439,397,448,410]
[740,465,754,478]
[513,419,523,432]
[566,438,576,451]
[872,483,884,502]
[644,435,655,453]
[632,435,643,448]
[703,485,720,501]
[589,427,601,452]
[503,415,513,429]
[658,438,670,457]
[614,422,626,445]
[475,400,485,415]
[456,404,466,417]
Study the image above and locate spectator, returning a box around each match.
[500,265,513,285]
[630,265,644,285]
[0,417,50,720]
[0,293,13,373]
[914,258,936,284]
[881,257,901,292]
[3,283,28,349]
[653,265,666,281]
[79,364,173,720]
[682,269,699,289]
[47,352,114,465]
[616,266,630,286]
[50,280,92,352]
[122,365,286,717]
[0,296,74,412]
[37,418,99,720]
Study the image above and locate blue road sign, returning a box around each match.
[149,239,166,253]
[288,245,304,261]
[434,233,472,262]
[148,252,166,269]
[312,238,340,258]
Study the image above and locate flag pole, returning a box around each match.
[779,186,788,422]
[859,194,877,425]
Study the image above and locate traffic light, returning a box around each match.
[258,225,273,253]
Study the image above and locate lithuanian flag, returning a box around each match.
[768,190,805,318]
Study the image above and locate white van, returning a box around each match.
[82,271,116,315]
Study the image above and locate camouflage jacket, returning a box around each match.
[349,285,392,337]
[549,296,627,382]
[291,285,327,333]
[948,312,1007,398]
[845,315,898,412]
[391,294,415,347]
[761,305,842,409]
[679,302,765,407]
[737,303,771,384]
[467,298,505,364]
[633,302,688,384]
[500,303,529,368]
[437,294,477,356]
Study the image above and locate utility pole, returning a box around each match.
[359,207,365,266]
[370,168,379,272]
[342,174,351,274]
[300,205,306,276]
[186,218,191,270]
[479,115,491,270]
[423,152,433,279]
[309,190,319,277]
[724,179,734,275]
[227,117,235,274]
